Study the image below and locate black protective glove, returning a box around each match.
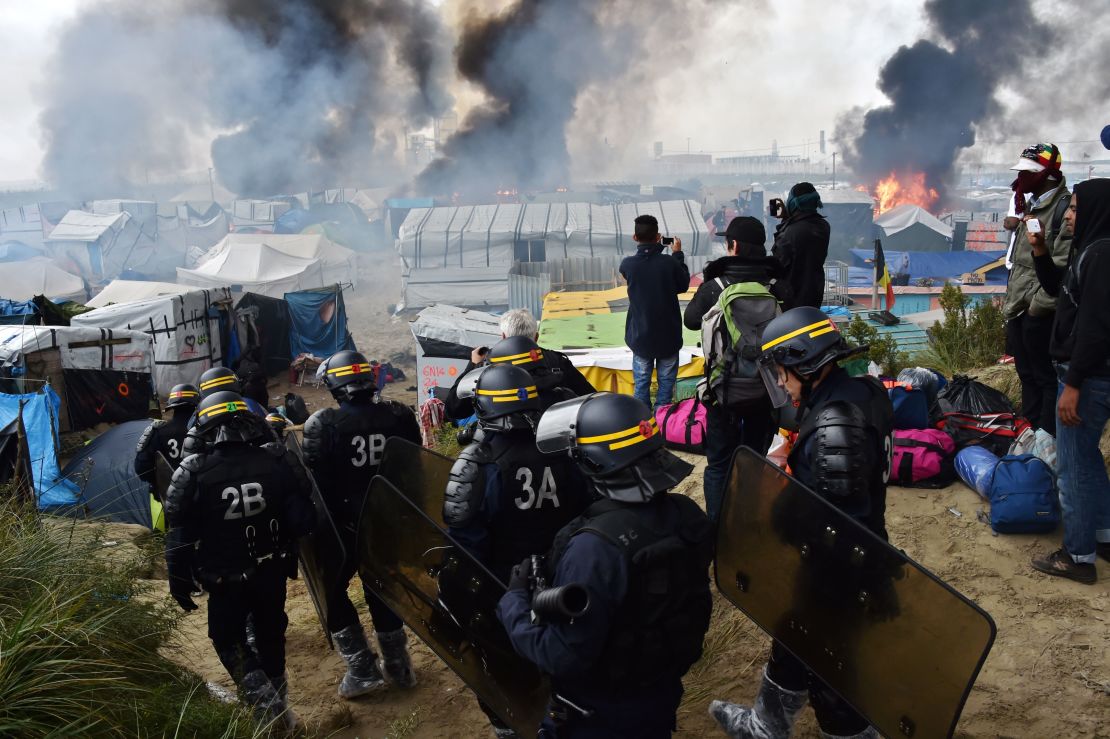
[165,527,199,612]
[169,577,199,612]
[507,556,533,592]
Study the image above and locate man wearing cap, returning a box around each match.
[684,216,784,520]
[771,182,829,311]
[1003,143,1072,437]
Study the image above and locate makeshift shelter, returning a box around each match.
[409,305,503,399]
[151,203,230,273]
[45,209,150,280]
[0,386,80,509]
[61,420,164,529]
[72,288,229,394]
[537,285,704,394]
[0,257,86,303]
[177,233,355,297]
[0,204,45,249]
[274,203,374,250]
[230,199,291,231]
[285,286,355,359]
[820,188,876,262]
[875,205,953,252]
[236,292,292,375]
[170,181,237,205]
[86,279,193,308]
[0,417,34,506]
[0,325,155,431]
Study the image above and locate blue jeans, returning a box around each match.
[632,354,679,410]
[1055,368,1110,563]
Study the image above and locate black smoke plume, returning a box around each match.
[837,0,1051,205]
[39,0,451,198]
[417,0,610,197]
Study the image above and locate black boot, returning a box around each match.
[239,669,284,725]
[377,628,417,688]
[331,624,386,698]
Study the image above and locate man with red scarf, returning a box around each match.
[1002,143,1072,437]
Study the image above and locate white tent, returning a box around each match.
[0,325,152,375]
[177,233,356,297]
[45,210,150,279]
[86,280,194,309]
[397,199,711,269]
[72,287,230,393]
[229,199,291,230]
[0,258,86,303]
[875,204,953,238]
[0,204,45,249]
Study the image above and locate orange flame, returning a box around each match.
[872,171,938,215]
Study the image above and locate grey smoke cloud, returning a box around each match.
[38,0,452,199]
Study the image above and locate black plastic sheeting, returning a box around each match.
[62,419,153,528]
[237,293,292,376]
[64,369,154,431]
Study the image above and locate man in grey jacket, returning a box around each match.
[1002,143,1071,437]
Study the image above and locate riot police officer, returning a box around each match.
[447,363,592,582]
[184,367,274,457]
[135,383,199,500]
[302,349,422,698]
[446,335,594,419]
[497,392,714,738]
[198,366,268,416]
[710,307,893,739]
[164,391,316,726]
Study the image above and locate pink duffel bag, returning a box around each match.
[891,428,956,488]
[654,397,708,454]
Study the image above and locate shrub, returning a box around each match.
[844,316,909,376]
[916,283,1006,375]
[0,498,260,737]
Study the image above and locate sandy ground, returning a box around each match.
[165,256,1110,738]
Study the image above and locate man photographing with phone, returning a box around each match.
[770,182,829,310]
[621,214,690,410]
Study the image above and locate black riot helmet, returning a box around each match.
[536,392,693,503]
[198,366,240,398]
[488,336,547,374]
[757,307,863,408]
[165,384,200,410]
[457,364,540,431]
[194,390,259,445]
[321,349,376,402]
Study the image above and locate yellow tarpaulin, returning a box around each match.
[579,358,705,395]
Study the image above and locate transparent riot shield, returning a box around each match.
[358,476,550,735]
[377,437,455,527]
[285,434,348,648]
[716,447,996,739]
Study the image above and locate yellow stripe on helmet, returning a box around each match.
[578,418,657,447]
[477,386,538,396]
[489,350,544,364]
[491,392,539,402]
[197,400,248,418]
[807,325,837,340]
[169,390,199,399]
[328,363,372,377]
[199,375,237,390]
[762,318,837,352]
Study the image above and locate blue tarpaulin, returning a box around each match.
[0,299,39,325]
[0,387,80,509]
[285,287,355,358]
[850,249,1007,285]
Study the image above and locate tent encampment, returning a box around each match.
[0,325,155,431]
[0,257,86,303]
[230,199,292,231]
[72,288,229,394]
[62,420,164,529]
[177,233,356,296]
[0,204,46,249]
[876,205,954,252]
[0,386,80,509]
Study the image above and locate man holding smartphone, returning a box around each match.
[1002,143,1071,437]
[620,214,690,410]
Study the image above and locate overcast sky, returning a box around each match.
[0,0,1101,186]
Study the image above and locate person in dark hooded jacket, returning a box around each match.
[771,182,829,310]
[685,216,782,520]
[1028,178,1110,585]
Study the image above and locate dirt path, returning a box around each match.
[167,258,1110,738]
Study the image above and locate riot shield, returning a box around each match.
[285,434,348,648]
[358,476,550,735]
[376,436,454,527]
[716,447,996,739]
[154,452,175,504]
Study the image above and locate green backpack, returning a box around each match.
[699,279,781,407]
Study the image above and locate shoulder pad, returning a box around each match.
[388,400,415,418]
[807,404,875,504]
[304,408,336,437]
[811,400,869,429]
[164,453,205,520]
[443,440,494,527]
[134,420,165,454]
[181,428,208,458]
[302,408,335,462]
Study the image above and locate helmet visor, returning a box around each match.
[535,395,594,454]
[758,357,793,409]
[455,366,485,400]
